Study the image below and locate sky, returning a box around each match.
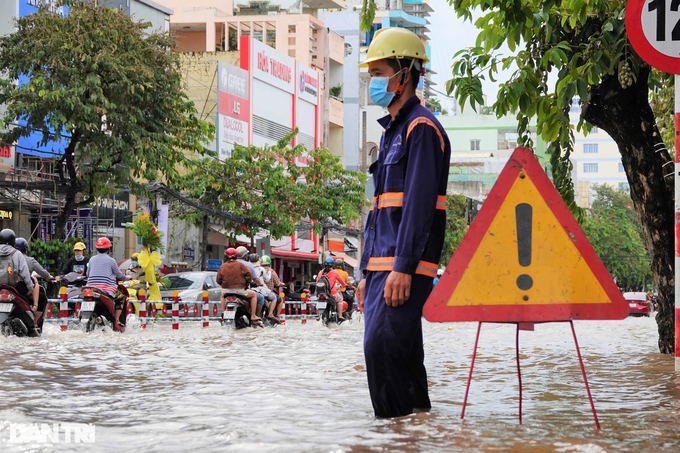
[427,0,513,107]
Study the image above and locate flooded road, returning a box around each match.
[0,315,678,452]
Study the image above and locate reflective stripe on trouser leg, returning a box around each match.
[363,271,433,418]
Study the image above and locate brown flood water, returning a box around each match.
[0,315,677,452]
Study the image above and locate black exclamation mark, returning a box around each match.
[516,203,533,291]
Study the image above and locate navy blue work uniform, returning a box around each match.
[361,96,451,418]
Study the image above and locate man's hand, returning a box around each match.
[384,271,412,307]
[356,279,366,313]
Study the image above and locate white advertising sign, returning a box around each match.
[252,39,295,94]
[297,62,320,106]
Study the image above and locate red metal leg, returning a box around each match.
[569,320,601,430]
[461,322,482,420]
[516,323,522,425]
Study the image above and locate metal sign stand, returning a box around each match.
[460,321,600,429]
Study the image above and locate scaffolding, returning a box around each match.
[0,154,114,248]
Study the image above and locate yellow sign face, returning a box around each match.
[447,171,612,307]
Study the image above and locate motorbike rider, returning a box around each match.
[126,254,144,280]
[61,242,89,276]
[433,269,444,286]
[16,237,56,327]
[248,253,279,322]
[316,257,347,321]
[217,248,261,327]
[0,229,39,332]
[260,255,285,319]
[236,246,266,310]
[86,237,130,329]
[334,259,355,312]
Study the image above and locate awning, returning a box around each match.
[270,249,320,261]
[331,252,358,269]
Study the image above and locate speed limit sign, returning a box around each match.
[627,0,680,73]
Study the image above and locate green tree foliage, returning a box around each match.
[439,195,470,267]
[428,97,442,113]
[582,185,653,292]
[0,1,214,237]
[29,237,87,275]
[175,133,368,240]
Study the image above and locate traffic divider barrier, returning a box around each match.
[172,291,179,330]
[42,295,334,327]
[139,289,147,330]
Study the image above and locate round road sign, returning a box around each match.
[627,0,680,73]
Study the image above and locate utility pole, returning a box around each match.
[358,110,368,280]
[200,214,209,271]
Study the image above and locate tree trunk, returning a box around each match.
[54,131,82,240]
[55,193,76,240]
[582,66,675,354]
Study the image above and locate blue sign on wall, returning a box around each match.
[207,259,223,271]
[17,0,69,157]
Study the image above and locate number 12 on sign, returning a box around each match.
[648,0,680,41]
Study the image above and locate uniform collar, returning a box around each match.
[377,96,421,130]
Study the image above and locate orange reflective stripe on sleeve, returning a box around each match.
[415,261,438,278]
[436,195,446,211]
[367,257,438,277]
[406,117,445,154]
[370,196,377,211]
[377,192,404,209]
[366,257,395,272]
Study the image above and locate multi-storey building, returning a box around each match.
[569,99,628,208]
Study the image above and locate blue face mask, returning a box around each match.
[369,72,400,107]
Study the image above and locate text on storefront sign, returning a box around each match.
[257,52,292,83]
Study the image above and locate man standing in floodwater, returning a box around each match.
[355,27,451,418]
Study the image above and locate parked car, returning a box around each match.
[624,292,651,317]
[129,272,223,318]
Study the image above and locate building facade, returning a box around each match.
[569,99,628,208]
[440,114,548,201]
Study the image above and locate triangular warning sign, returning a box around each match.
[424,147,628,323]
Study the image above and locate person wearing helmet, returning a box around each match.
[217,247,261,326]
[260,255,284,319]
[235,246,266,310]
[0,229,39,332]
[357,28,451,418]
[248,253,279,322]
[316,257,347,321]
[433,269,444,287]
[16,238,56,327]
[86,237,130,328]
[334,258,355,309]
[61,241,89,276]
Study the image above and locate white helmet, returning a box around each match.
[436,269,444,277]
[235,246,249,259]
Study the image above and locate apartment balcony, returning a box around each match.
[387,10,427,28]
[329,30,344,64]
[329,97,344,127]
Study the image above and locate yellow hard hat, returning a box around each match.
[73,242,86,251]
[132,253,139,259]
[359,27,428,68]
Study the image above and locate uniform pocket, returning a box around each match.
[383,137,407,193]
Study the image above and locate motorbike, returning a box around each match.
[0,285,40,337]
[60,272,88,318]
[222,292,278,329]
[313,275,348,327]
[78,284,129,333]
